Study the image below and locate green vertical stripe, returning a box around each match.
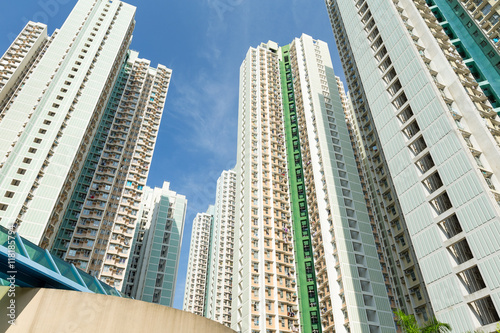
[280,45,322,333]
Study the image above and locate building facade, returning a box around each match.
[122,182,187,307]
[48,49,170,290]
[0,0,172,292]
[232,39,301,333]
[326,0,500,330]
[205,170,237,327]
[184,206,214,316]
[281,35,395,333]
[424,0,500,114]
[0,22,48,113]
[232,34,396,333]
[0,0,136,245]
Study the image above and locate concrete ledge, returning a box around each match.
[0,287,235,333]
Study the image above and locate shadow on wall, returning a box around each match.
[0,287,236,333]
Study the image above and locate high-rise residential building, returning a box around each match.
[0,0,172,291]
[281,35,396,333]
[122,182,187,307]
[337,75,399,318]
[184,206,214,316]
[326,0,500,330]
[205,170,237,327]
[456,0,500,49]
[0,22,48,112]
[0,0,136,245]
[422,0,500,114]
[232,34,395,333]
[232,39,301,333]
[49,49,170,290]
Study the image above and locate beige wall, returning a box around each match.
[0,288,236,333]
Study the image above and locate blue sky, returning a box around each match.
[0,0,345,309]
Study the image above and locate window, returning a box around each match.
[0,204,7,211]
[430,192,453,215]
[388,79,402,96]
[28,148,37,154]
[11,180,20,186]
[448,238,474,265]
[402,120,420,139]
[474,155,484,168]
[409,136,427,156]
[4,191,14,198]
[392,92,408,109]
[17,168,26,175]
[481,4,492,15]
[38,129,46,134]
[23,158,32,164]
[415,288,422,300]
[469,297,500,325]
[415,153,435,174]
[43,120,51,125]
[422,172,443,194]
[34,138,42,143]
[397,105,414,124]
[383,67,397,84]
[457,266,486,294]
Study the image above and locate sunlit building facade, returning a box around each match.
[0,0,173,292]
[184,206,214,316]
[50,50,171,290]
[0,0,136,245]
[205,170,237,327]
[423,0,500,114]
[122,182,187,307]
[0,22,48,112]
[326,0,500,330]
[232,34,395,333]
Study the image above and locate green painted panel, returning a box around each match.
[280,45,322,333]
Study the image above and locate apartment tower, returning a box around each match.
[0,0,135,244]
[423,0,500,114]
[326,0,500,330]
[0,22,48,112]
[232,34,395,333]
[184,206,214,316]
[205,170,237,327]
[232,39,301,333]
[122,182,187,307]
[49,49,170,290]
